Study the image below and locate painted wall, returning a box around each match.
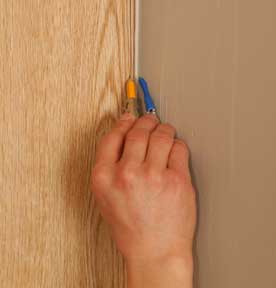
[140,1,276,287]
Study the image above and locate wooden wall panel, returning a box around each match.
[141,0,276,287]
[0,1,130,287]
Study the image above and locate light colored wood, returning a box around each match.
[0,0,132,287]
[141,0,276,287]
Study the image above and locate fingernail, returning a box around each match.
[120,113,135,120]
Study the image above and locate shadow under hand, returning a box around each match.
[62,112,125,288]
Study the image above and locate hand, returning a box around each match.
[91,113,197,288]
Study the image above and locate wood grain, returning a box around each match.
[0,0,132,287]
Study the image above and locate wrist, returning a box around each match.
[126,253,194,288]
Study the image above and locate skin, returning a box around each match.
[91,113,197,288]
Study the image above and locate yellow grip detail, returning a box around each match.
[126,79,137,99]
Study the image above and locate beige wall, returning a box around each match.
[141,1,276,287]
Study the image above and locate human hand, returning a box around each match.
[91,113,196,287]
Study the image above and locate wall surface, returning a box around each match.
[0,1,130,287]
[140,0,276,287]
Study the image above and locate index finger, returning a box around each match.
[95,113,136,165]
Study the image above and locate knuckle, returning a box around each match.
[126,128,149,143]
[167,169,192,188]
[119,113,136,122]
[91,165,111,190]
[116,164,136,188]
[174,139,190,156]
[111,127,126,138]
[167,170,185,187]
[151,130,174,145]
[112,117,135,135]
[119,164,136,180]
[144,166,163,185]
[158,123,176,134]
[99,130,121,146]
[98,132,110,146]
[116,119,131,130]
[150,124,176,144]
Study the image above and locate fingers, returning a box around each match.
[120,114,159,163]
[95,113,136,165]
[146,123,176,170]
[168,139,191,179]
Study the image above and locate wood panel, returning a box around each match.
[141,0,276,287]
[0,0,131,287]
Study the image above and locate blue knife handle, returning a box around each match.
[139,77,157,113]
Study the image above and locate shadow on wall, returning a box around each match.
[190,158,201,288]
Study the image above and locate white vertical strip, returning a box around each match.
[134,0,141,78]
